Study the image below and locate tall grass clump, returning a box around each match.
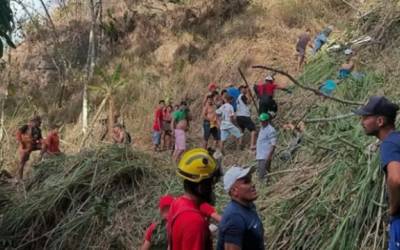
[0,145,177,249]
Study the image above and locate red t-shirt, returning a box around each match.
[167,196,212,250]
[153,108,163,131]
[45,131,60,153]
[257,81,277,96]
[144,222,157,242]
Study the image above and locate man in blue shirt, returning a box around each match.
[226,85,240,111]
[354,96,400,250]
[217,165,264,250]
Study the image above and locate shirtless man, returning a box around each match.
[112,124,131,145]
[171,101,190,162]
[202,95,221,150]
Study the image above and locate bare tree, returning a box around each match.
[83,0,102,134]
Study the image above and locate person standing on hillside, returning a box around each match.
[217,165,265,250]
[236,85,257,150]
[162,104,173,151]
[167,148,220,250]
[203,94,221,150]
[203,82,219,106]
[225,84,241,111]
[254,75,291,116]
[16,116,45,180]
[216,95,242,153]
[171,101,190,162]
[354,96,400,250]
[296,28,313,71]
[256,113,277,181]
[152,100,165,152]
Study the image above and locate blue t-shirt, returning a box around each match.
[380,131,400,172]
[226,87,240,111]
[217,200,264,250]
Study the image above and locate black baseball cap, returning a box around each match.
[353,96,399,118]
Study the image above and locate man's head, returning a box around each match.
[208,82,217,92]
[224,165,257,203]
[354,96,398,137]
[30,116,42,127]
[158,195,174,220]
[159,100,166,108]
[259,113,270,127]
[178,148,218,204]
[239,85,248,94]
[113,123,124,133]
[224,94,233,104]
[49,122,61,132]
[264,75,274,83]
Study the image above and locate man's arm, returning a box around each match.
[222,214,245,250]
[267,132,278,160]
[225,243,241,250]
[387,161,400,215]
[140,240,151,250]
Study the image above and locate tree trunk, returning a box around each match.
[83,0,101,134]
[80,95,109,148]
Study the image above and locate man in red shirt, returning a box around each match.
[167,148,220,250]
[152,100,165,152]
[141,195,175,250]
[253,75,291,115]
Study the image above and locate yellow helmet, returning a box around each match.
[177,148,217,183]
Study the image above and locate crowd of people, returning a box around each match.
[13,25,400,250]
[151,77,282,182]
[144,93,400,250]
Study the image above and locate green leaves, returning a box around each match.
[91,64,126,94]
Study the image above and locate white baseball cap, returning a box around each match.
[265,75,273,81]
[223,165,252,192]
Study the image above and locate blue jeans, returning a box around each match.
[389,216,400,250]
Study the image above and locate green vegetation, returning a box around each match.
[268,53,387,249]
[0,146,178,249]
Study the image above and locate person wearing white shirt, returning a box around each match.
[216,95,242,153]
[236,86,257,150]
[256,113,277,181]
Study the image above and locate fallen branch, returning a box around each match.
[252,65,364,106]
[304,113,355,123]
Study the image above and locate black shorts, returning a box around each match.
[236,116,256,132]
[203,120,220,141]
[259,96,277,114]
